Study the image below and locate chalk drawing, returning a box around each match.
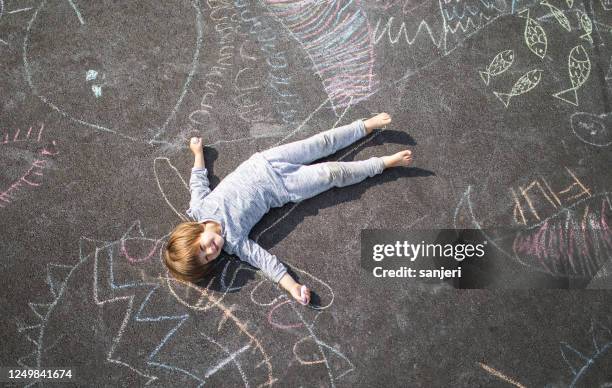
[577,10,593,43]
[518,9,548,59]
[66,0,85,25]
[235,3,303,125]
[440,0,509,54]
[601,0,612,10]
[372,15,444,48]
[0,123,59,209]
[288,302,355,386]
[91,84,102,98]
[493,68,543,107]
[6,7,33,15]
[153,157,190,222]
[553,45,591,106]
[85,69,98,81]
[455,185,612,278]
[17,221,280,386]
[477,362,526,388]
[263,0,378,116]
[0,2,34,47]
[560,319,612,387]
[23,0,204,145]
[570,111,612,147]
[479,49,515,86]
[540,0,572,31]
[153,116,364,382]
[510,166,592,225]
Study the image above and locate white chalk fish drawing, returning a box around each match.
[479,50,515,85]
[553,45,591,106]
[578,11,593,43]
[518,9,548,59]
[566,0,573,8]
[494,69,543,107]
[540,0,572,31]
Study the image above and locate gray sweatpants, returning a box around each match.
[261,119,386,203]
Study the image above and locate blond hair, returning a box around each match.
[164,222,213,283]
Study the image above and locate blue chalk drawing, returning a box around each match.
[91,84,102,98]
[85,69,97,81]
[560,320,612,387]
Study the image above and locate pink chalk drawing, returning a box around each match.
[18,220,354,386]
[455,185,612,279]
[264,0,378,115]
[0,123,59,209]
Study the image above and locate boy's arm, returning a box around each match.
[235,239,310,304]
[189,137,212,207]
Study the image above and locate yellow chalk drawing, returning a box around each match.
[577,10,593,43]
[478,362,526,388]
[479,49,514,86]
[540,0,572,31]
[553,45,591,106]
[511,166,591,225]
[493,69,543,108]
[518,9,548,59]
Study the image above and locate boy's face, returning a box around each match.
[198,227,224,264]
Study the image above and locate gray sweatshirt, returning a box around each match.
[186,152,290,283]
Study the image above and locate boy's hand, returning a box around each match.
[190,137,203,155]
[290,284,311,305]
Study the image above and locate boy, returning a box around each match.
[164,113,413,305]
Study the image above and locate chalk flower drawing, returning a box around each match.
[553,45,591,106]
[479,49,514,86]
[493,68,543,107]
[518,8,548,59]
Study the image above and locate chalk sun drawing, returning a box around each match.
[559,319,612,387]
[455,186,612,278]
[518,8,548,59]
[577,10,593,44]
[540,0,572,31]
[153,157,355,386]
[0,123,59,209]
[262,0,378,116]
[493,68,543,107]
[570,112,612,147]
[16,221,282,387]
[479,49,514,86]
[22,0,203,144]
[553,45,591,106]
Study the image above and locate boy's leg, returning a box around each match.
[261,119,367,166]
[281,157,386,202]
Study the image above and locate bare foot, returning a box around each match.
[382,150,413,168]
[364,112,391,134]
